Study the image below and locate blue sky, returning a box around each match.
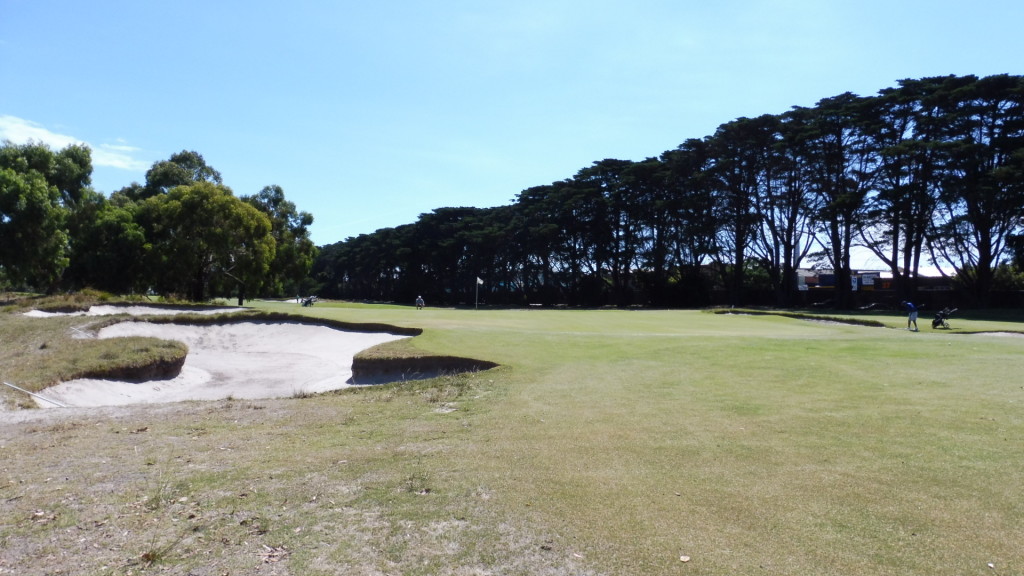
[2,1,1023,252]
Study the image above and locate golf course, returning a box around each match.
[1,300,1022,575]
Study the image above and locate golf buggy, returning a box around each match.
[931,307,957,329]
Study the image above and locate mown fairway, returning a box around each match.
[254,301,1024,575]
[2,302,1023,575]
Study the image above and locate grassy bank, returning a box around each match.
[0,312,187,408]
[2,300,1022,574]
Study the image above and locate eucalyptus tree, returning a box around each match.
[118,150,223,201]
[243,185,317,297]
[136,181,274,302]
[0,141,92,290]
[0,164,68,290]
[52,144,93,207]
[0,140,92,208]
[62,189,148,293]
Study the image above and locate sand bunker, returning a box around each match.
[37,321,408,408]
[23,305,245,318]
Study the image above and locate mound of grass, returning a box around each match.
[141,309,423,336]
[0,311,187,408]
[708,306,888,327]
[2,289,117,314]
[351,338,499,384]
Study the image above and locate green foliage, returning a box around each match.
[0,141,93,291]
[0,144,306,302]
[137,181,274,302]
[990,263,1024,290]
[0,140,92,207]
[0,163,69,290]
[63,189,148,293]
[243,185,317,297]
[315,74,1024,309]
[124,149,223,201]
[8,74,1024,309]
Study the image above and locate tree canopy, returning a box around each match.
[6,74,1024,308]
[242,185,318,298]
[136,181,275,302]
[0,141,85,290]
[315,74,1024,308]
[1,144,313,302]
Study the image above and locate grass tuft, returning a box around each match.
[0,311,188,407]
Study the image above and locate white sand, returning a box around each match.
[23,305,245,318]
[37,321,408,408]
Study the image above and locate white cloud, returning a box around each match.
[101,141,141,153]
[92,143,151,171]
[0,115,80,149]
[0,115,149,172]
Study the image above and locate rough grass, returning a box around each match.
[140,309,423,336]
[2,299,1023,575]
[0,312,187,408]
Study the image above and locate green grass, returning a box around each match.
[253,300,1024,575]
[2,300,1023,575]
[713,306,1024,334]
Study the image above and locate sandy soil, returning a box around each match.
[22,304,245,318]
[36,321,408,409]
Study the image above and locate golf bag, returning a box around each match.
[931,307,957,329]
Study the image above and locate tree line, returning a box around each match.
[314,74,1024,308]
[0,146,317,303]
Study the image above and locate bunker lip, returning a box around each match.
[14,304,492,411]
[36,320,410,408]
[350,355,499,384]
[22,304,246,318]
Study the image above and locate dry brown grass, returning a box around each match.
[0,311,186,409]
[0,374,573,576]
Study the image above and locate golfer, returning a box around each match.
[415,295,425,310]
[902,301,919,331]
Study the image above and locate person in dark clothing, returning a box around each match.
[901,301,919,331]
